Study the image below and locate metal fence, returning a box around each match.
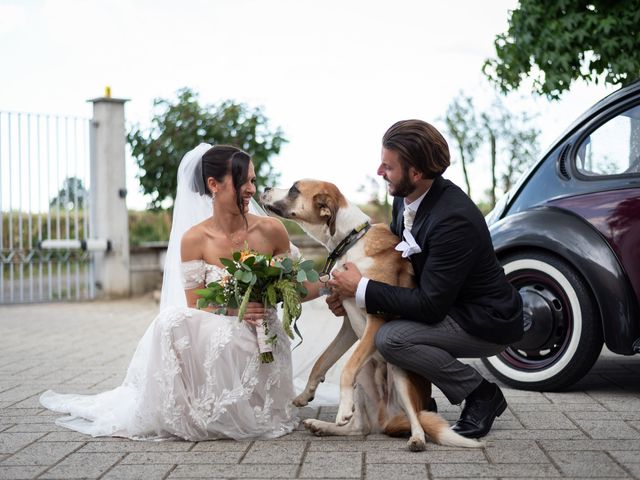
[0,111,95,303]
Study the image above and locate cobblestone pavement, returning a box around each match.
[0,296,639,480]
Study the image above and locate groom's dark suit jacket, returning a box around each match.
[365,176,523,345]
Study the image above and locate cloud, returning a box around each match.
[0,3,27,33]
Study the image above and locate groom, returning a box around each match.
[328,119,524,438]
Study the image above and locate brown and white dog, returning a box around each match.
[260,180,482,450]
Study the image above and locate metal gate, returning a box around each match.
[0,111,95,303]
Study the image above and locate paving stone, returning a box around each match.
[190,440,249,452]
[514,412,576,430]
[299,451,362,478]
[487,429,587,440]
[571,420,640,439]
[309,439,410,452]
[242,440,305,464]
[491,419,524,430]
[3,297,640,480]
[624,464,640,477]
[169,463,298,478]
[8,397,43,409]
[39,431,94,442]
[0,409,42,418]
[566,411,640,421]
[38,452,124,479]
[0,465,48,479]
[101,463,174,480]
[0,432,45,454]
[80,440,193,452]
[0,387,45,403]
[1,441,84,466]
[608,450,640,464]
[503,393,551,404]
[547,450,629,477]
[540,439,640,451]
[509,403,607,413]
[122,451,243,464]
[484,440,548,463]
[543,392,597,404]
[430,463,561,477]
[277,431,366,442]
[432,478,498,480]
[4,423,62,433]
[366,463,427,480]
[368,449,486,464]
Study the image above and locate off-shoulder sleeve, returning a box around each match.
[181,260,206,289]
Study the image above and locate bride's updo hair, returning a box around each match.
[201,145,252,219]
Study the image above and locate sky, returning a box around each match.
[0,0,617,211]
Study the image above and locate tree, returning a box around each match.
[500,112,540,194]
[357,175,391,224]
[484,1,640,99]
[128,88,287,209]
[443,93,539,208]
[49,176,88,210]
[443,94,482,198]
[480,101,539,206]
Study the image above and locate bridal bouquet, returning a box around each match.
[196,247,319,363]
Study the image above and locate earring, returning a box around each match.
[211,191,216,202]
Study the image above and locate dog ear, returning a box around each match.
[313,193,337,236]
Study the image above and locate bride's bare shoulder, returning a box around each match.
[180,222,207,261]
[249,214,289,254]
[250,214,286,234]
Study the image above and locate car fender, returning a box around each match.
[490,206,640,355]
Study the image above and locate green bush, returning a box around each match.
[128,210,172,246]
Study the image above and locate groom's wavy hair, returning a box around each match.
[382,120,450,179]
[201,145,252,223]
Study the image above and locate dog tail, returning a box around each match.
[383,411,484,448]
[420,412,485,448]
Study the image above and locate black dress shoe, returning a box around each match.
[451,382,507,438]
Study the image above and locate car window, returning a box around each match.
[575,104,640,176]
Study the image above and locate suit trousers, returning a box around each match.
[374,316,506,404]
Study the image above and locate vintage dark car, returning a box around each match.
[483,80,640,391]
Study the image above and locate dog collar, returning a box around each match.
[319,222,371,282]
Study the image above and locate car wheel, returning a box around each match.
[482,251,603,391]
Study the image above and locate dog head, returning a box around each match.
[260,180,348,237]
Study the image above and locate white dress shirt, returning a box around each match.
[354,188,429,308]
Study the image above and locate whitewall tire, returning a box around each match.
[482,251,603,391]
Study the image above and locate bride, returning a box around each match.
[40,143,322,441]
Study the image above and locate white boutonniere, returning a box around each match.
[395,229,422,258]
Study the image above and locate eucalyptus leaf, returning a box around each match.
[296,270,307,282]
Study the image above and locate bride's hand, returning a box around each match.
[236,302,265,326]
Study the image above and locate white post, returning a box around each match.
[88,92,130,297]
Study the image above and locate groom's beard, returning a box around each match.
[386,172,416,198]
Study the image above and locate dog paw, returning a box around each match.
[293,392,313,407]
[302,419,325,436]
[407,435,427,452]
[335,403,354,426]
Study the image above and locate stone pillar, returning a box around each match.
[88,91,130,297]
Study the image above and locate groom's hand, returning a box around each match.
[329,262,362,298]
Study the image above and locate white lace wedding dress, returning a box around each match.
[40,260,298,441]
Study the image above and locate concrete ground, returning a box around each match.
[0,296,639,480]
